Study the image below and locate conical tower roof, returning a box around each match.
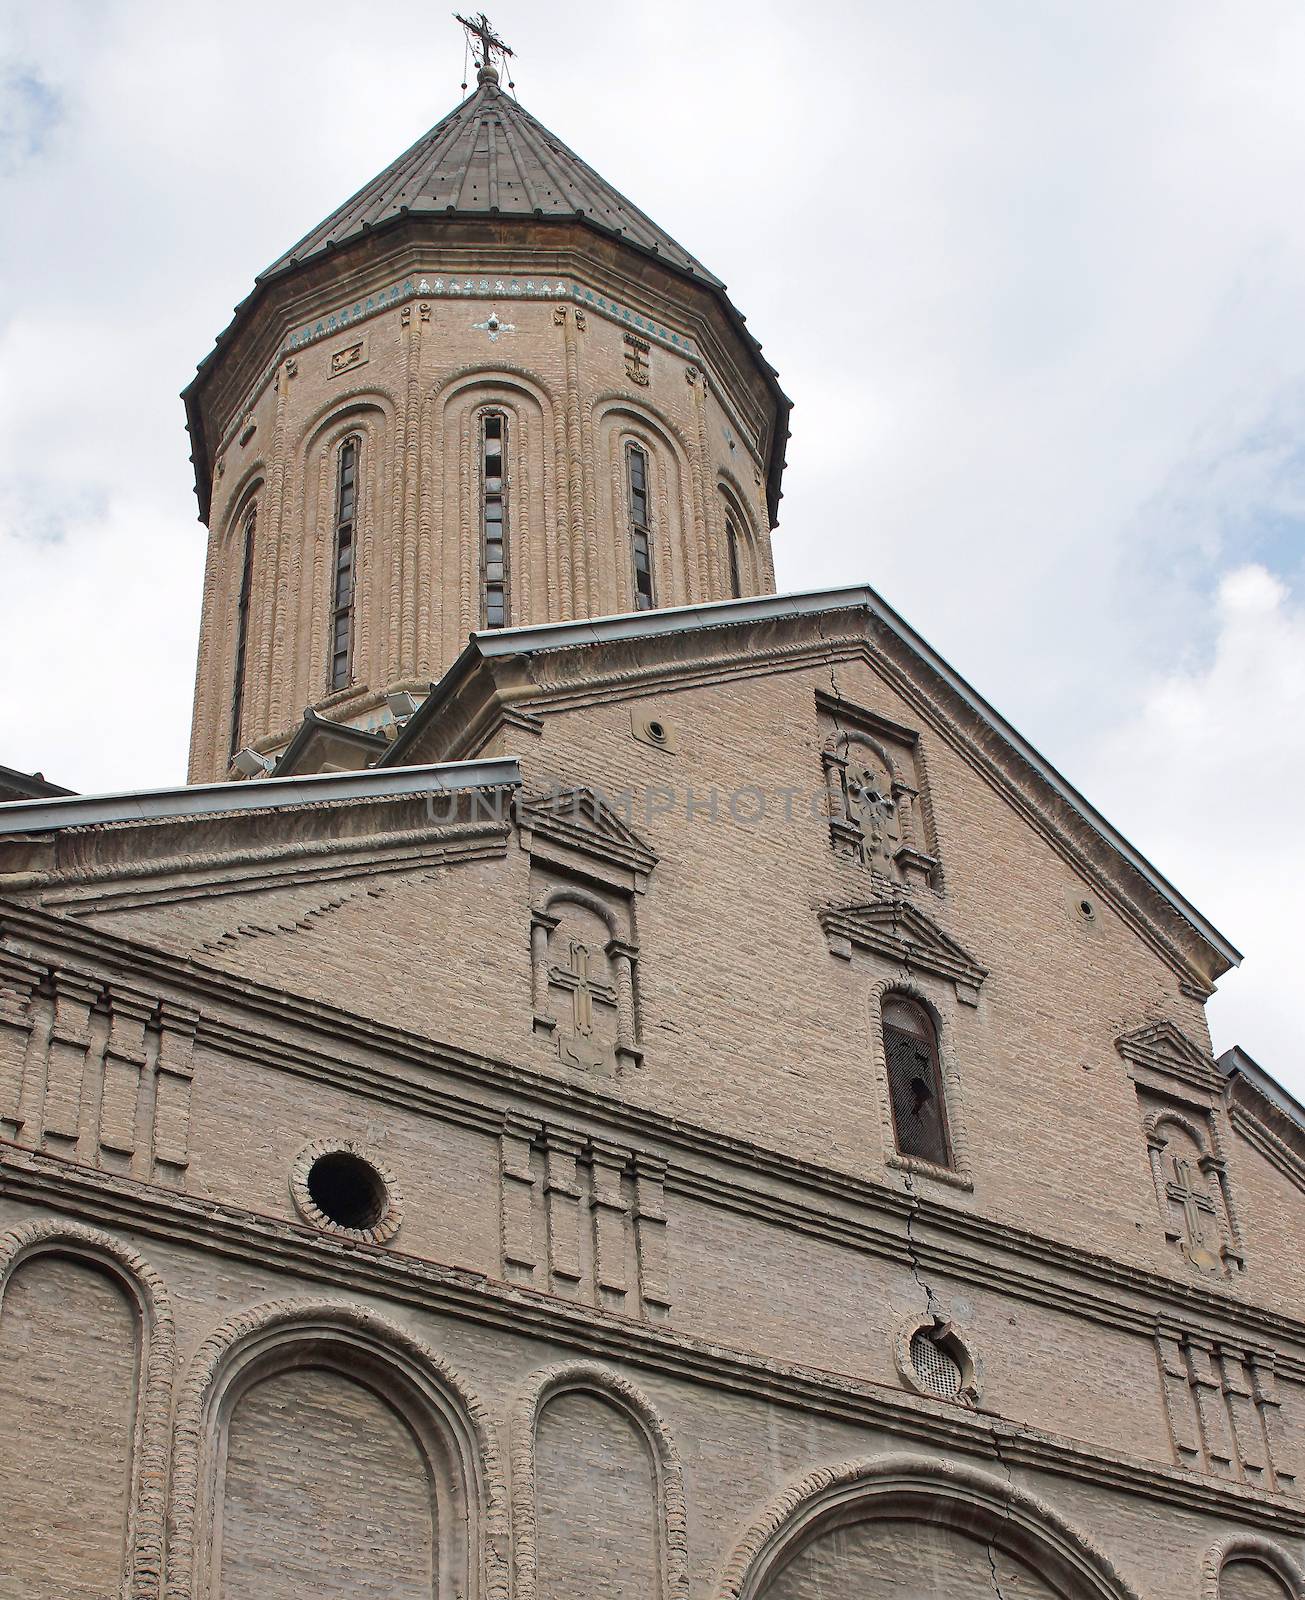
[259,71,723,292]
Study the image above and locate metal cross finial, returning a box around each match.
[455,11,515,78]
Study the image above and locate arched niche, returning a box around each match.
[167,1298,508,1600]
[595,399,696,612]
[1205,1536,1305,1600]
[0,1220,175,1600]
[430,368,555,653]
[513,1361,689,1600]
[206,469,265,770]
[295,398,393,710]
[716,476,765,596]
[718,1455,1139,1600]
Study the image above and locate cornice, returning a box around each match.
[0,898,1297,1367]
[1,1145,1302,1538]
[187,226,787,528]
[1231,1101,1305,1202]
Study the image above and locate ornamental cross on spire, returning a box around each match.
[455,11,515,78]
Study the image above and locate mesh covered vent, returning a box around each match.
[909,1330,963,1399]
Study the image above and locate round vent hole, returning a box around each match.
[307,1151,388,1231]
[647,720,666,743]
[909,1330,963,1400]
[1078,898,1096,921]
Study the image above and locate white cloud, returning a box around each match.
[1081,564,1305,1089]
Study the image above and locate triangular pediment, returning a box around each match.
[819,895,988,1004]
[1116,1020,1220,1095]
[517,788,658,891]
[383,591,1235,1000]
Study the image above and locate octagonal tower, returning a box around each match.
[183,62,790,783]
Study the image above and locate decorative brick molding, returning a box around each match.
[4,1148,1304,1538]
[165,1297,509,1600]
[893,1309,983,1407]
[511,1360,689,1600]
[821,897,987,1006]
[1117,1019,1223,1096]
[289,1137,404,1244]
[867,975,974,1189]
[1203,1534,1305,1598]
[497,1118,672,1320]
[714,1453,1140,1600]
[0,1219,176,1600]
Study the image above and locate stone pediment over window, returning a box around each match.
[517,788,658,895]
[1116,1020,1222,1100]
[819,897,988,1006]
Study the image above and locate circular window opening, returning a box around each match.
[909,1329,963,1400]
[306,1151,388,1231]
[647,720,667,743]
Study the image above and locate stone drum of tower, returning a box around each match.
[182,64,791,784]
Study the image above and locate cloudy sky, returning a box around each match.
[1,1,1302,1087]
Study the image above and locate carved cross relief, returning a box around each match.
[519,786,655,1078]
[1142,1106,1241,1276]
[623,333,651,386]
[531,891,641,1077]
[818,694,940,891]
[1166,1155,1223,1274]
[549,938,618,1062]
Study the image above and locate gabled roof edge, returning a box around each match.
[0,759,521,837]
[380,585,1241,973]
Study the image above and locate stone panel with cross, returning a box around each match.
[1136,1088,1243,1277]
[816,690,941,891]
[520,787,652,1078]
[529,872,641,1078]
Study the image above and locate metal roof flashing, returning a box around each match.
[0,759,521,837]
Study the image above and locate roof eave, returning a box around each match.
[182,210,791,527]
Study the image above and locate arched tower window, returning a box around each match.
[726,512,743,598]
[228,503,257,763]
[481,411,509,628]
[329,437,359,689]
[882,994,950,1167]
[625,442,655,610]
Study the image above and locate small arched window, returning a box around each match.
[481,411,509,628]
[329,437,359,690]
[625,442,654,610]
[882,994,950,1167]
[725,511,743,598]
[228,502,257,762]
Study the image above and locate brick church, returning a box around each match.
[2,20,1303,1599]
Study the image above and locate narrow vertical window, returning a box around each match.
[481,411,508,628]
[330,438,358,689]
[726,512,742,598]
[882,994,951,1167]
[229,504,256,762]
[626,442,654,610]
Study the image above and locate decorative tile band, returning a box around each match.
[214,271,706,482]
[286,274,697,359]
